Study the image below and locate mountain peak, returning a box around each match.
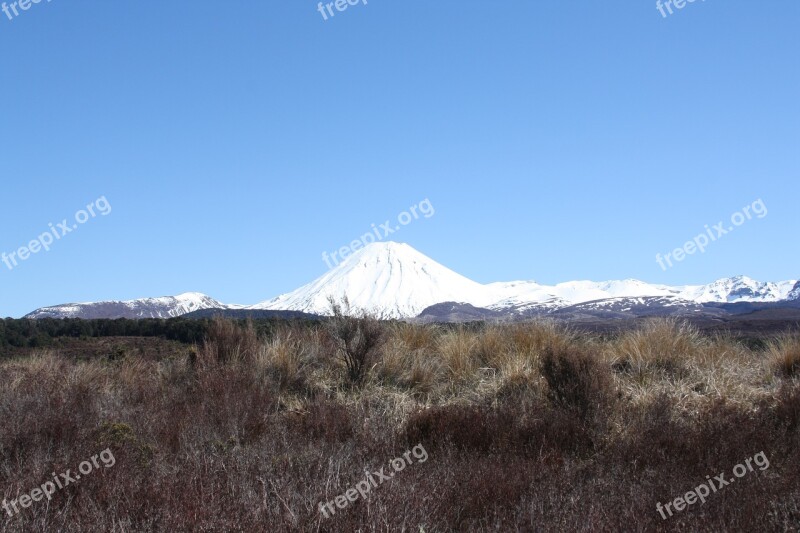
[338,241,437,270]
[346,240,414,257]
[24,292,223,320]
[252,241,489,319]
[341,241,419,263]
[174,292,214,301]
[361,240,411,251]
[22,242,799,320]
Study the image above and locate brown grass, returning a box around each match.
[0,318,798,531]
[608,318,705,377]
[769,335,800,378]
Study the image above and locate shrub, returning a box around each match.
[3,320,800,531]
[289,400,353,443]
[197,317,260,368]
[403,405,509,453]
[325,298,385,384]
[540,345,613,422]
[403,402,601,458]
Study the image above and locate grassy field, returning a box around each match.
[1,316,799,531]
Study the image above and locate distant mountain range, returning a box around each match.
[24,242,799,322]
[24,293,228,320]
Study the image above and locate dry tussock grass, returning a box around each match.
[437,327,480,381]
[608,318,705,377]
[769,335,800,378]
[599,320,776,411]
[1,317,799,531]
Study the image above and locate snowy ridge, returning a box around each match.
[23,242,798,320]
[250,242,797,319]
[25,292,226,319]
[788,281,800,301]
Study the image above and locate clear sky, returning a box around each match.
[1,1,798,317]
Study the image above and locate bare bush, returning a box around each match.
[2,320,799,531]
[540,345,614,420]
[325,298,385,384]
[196,316,260,368]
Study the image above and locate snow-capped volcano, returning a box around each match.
[249,242,491,319]
[249,243,797,318]
[22,242,798,320]
[24,292,226,319]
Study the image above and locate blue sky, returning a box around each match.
[1,1,798,317]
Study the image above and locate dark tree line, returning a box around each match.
[0,317,318,349]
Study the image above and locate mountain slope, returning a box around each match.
[24,293,227,320]
[22,242,798,321]
[787,281,800,301]
[671,276,796,303]
[250,243,796,318]
[250,242,493,319]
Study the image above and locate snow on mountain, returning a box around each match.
[22,242,798,320]
[557,295,710,317]
[249,242,493,319]
[787,281,800,301]
[484,280,677,315]
[530,279,672,304]
[670,276,797,303]
[24,292,227,319]
[250,243,797,318]
[485,276,797,311]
